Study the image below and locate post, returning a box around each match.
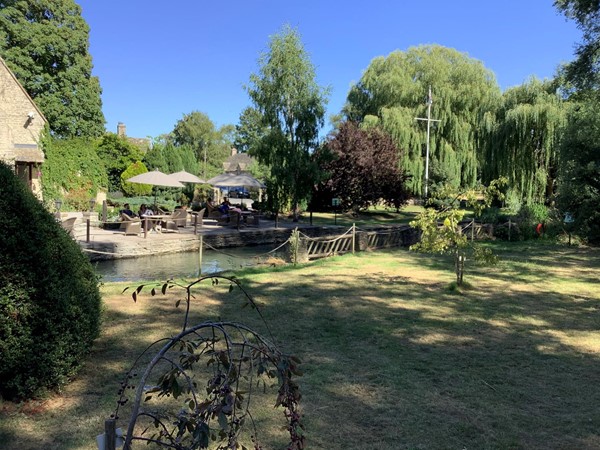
[86,218,91,243]
[144,217,148,239]
[471,219,475,241]
[508,218,512,241]
[352,223,356,254]
[198,235,203,275]
[415,86,440,199]
[310,210,313,226]
[194,213,198,235]
[104,418,116,450]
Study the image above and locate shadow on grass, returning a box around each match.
[2,244,599,449]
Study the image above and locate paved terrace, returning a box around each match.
[72,216,329,261]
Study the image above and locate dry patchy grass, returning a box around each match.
[1,242,599,449]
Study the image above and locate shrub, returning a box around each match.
[0,162,102,399]
[517,203,549,239]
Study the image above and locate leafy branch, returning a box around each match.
[112,276,304,450]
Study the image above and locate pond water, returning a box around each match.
[93,245,284,282]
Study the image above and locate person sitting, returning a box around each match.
[218,197,231,214]
[138,204,153,217]
[120,203,136,218]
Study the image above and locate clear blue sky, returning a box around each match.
[77,0,581,140]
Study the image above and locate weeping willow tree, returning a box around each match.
[481,78,568,205]
[344,44,501,195]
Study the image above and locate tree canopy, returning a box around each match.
[481,78,568,205]
[344,44,501,196]
[313,121,410,212]
[555,0,600,89]
[247,25,328,219]
[96,133,144,192]
[171,111,232,179]
[0,0,105,138]
[557,91,600,244]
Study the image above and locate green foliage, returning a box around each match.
[121,161,152,196]
[0,0,105,138]
[345,44,501,195]
[96,133,144,192]
[482,78,567,205]
[557,92,600,244]
[170,111,232,179]
[117,277,304,450]
[313,121,410,212]
[234,106,268,154]
[410,181,504,285]
[41,136,108,209]
[247,24,329,220]
[555,0,600,89]
[0,162,101,399]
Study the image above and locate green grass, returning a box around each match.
[1,242,599,449]
[303,204,423,227]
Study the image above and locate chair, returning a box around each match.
[189,208,208,228]
[244,212,260,227]
[120,213,141,236]
[207,203,222,219]
[217,210,241,230]
[60,217,77,237]
[163,209,188,232]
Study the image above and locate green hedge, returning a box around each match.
[0,162,102,399]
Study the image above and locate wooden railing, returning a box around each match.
[298,225,419,261]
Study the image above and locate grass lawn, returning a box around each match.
[1,241,599,449]
[303,204,423,228]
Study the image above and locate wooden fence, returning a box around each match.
[297,225,419,261]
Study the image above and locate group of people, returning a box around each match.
[119,203,155,218]
[206,197,244,216]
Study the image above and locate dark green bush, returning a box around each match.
[0,162,102,400]
[516,203,549,240]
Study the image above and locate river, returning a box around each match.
[93,245,284,282]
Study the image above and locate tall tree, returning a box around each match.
[344,45,501,196]
[96,133,143,192]
[0,0,105,138]
[234,106,267,154]
[555,0,600,89]
[557,91,600,244]
[247,25,328,220]
[481,78,567,206]
[313,121,409,212]
[171,111,231,179]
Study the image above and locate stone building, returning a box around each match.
[116,121,151,151]
[223,147,254,174]
[0,57,47,199]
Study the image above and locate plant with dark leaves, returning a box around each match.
[111,276,304,450]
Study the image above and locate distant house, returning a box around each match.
[223,147,254,174]
[116,122,151,151]
[0,57,47,199]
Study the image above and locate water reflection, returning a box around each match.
[94,245,282,282]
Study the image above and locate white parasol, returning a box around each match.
[207,173,265,188]
[168,170,206,184]
[126,169,184,206]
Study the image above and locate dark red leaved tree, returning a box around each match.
[312,121,410,212]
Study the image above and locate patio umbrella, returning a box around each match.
[207,172,265,188]
[126,169,184,206]
[168,170,206,184]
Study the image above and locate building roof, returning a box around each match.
[223,150,254,173]
[0,57,48,125]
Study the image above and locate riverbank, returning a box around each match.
[77,217,335,261]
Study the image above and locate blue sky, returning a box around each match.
[77,1,581,140]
